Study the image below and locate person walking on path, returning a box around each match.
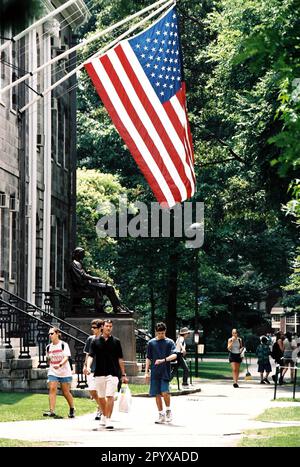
[83,319,103,421]
[86,319,128,430]
[281,332,297,384]
[227,328,244,388]
[43,327,75,418]
[256,336,272,384]
[270,331,284,383]
[145,322,177,424]
[171,327,190,388]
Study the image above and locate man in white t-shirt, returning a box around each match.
[171,327,190,388]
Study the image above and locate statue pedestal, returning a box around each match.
[67,316,139,377]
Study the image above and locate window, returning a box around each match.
[51,98,58,161]
[0,205,5,279]
[57,103,64,166]
[9,195,17,281]
[10,36,18,112]
[272,315,281,322]
[50,215,58,289]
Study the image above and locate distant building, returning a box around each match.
[0,0,90,305]
[270,303,299,334]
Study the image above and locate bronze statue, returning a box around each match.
[69,247,133,314]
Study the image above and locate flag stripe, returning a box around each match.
[85,62,172,206]
[85,6,196,208]
[121,41,195,191]
[164,96,195,189]
[101,51,185,201]
[112,45,192,199]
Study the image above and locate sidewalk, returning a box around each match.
[0,377,299,447]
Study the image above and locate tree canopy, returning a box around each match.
[76,0,299,346]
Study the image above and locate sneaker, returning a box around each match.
[264,378,270,384]
[155,413,166,424]
[105,418,114,430]
[260,380,265,384]
[95,410,101,421]
[68,408,75,418]
[43,411,56,417]
[233,383,239,388]
[99,415,106,426]
[165,410,172,423]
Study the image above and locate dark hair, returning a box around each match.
[285,332,292,342]
[103,319,113,325]
[49,327,61,337]
[261,336,268,345]
[91,319,104,328]
[155,322,166,332]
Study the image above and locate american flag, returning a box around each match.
[85,6,196,208]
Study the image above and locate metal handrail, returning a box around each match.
[0,287,89,339]
[0,298,88,388]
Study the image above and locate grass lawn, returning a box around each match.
[256,406,300,422]
[275,398,300,403]
[0,392,96,422]
[238,426,300,447]
[196,361,242,380]
[0,438,67,447]
[239,404,300,446]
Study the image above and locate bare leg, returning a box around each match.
[90,390,101,411]
[48,381,58,412]
[60,382,74,409]
[155,394,163,412]
[161,392,171,409]
[105,396,114,419]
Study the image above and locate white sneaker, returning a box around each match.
[165,409,172,423]
[155,413,165,424]
[99,415,106,426]
[95,410,101,421]
[105,418,114,430]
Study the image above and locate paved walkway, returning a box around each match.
[0,371,299,447]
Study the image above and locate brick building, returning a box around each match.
[0,0,90,305]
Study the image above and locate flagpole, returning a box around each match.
[19,0,175,114]
[1,0,172,97]
[0,0,78,54]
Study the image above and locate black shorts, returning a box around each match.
[229,352,242,363]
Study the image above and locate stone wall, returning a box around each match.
[0,347,48,393]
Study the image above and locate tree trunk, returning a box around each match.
[166,252,178,341]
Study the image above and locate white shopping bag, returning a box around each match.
[118,384,132,413]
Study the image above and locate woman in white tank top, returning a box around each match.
[227,328,244,388]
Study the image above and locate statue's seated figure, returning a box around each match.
[69,247,133,314]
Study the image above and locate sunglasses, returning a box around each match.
[91,326,98,329]
[48,332,55,335]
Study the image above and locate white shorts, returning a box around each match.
[87,373,96,391]
[95,375,119,398]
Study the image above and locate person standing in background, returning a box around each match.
[83,319,103,420]
[256,336,272,384]
[171,327,190,388]
[227,328,244,388]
